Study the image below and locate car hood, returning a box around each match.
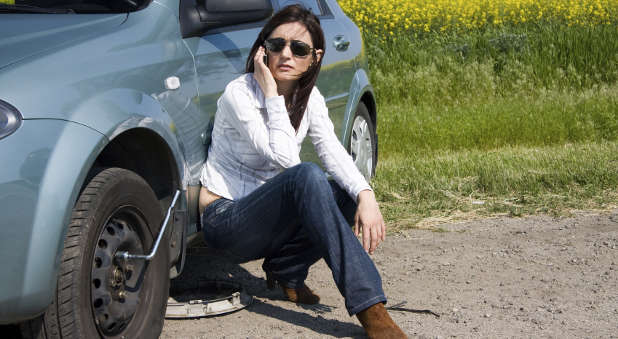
[0,14,127,71]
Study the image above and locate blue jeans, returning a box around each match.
[201,162,386,315]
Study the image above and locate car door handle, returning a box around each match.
[333,35,350,51]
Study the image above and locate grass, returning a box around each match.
[355,22,618,229]
[369,23,618,95]
[378,83,617,156]
[373,141,618,231]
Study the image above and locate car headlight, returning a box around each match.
[0,99,22,140]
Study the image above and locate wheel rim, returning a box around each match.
[90,207,147,336]
[350,114,373,179]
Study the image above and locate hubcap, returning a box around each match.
[350,115,374,180]
[91,209,146,336]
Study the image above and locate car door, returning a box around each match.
[182,24,263,133]
[181,5,266,232]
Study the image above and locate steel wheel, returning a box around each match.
[91,210,146,336]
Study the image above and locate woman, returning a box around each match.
[199,5,405,338]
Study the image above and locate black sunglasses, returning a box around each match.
[264,38,315,57]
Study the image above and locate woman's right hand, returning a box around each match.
[254,46,278,98]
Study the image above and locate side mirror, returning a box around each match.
[181,0,273,38]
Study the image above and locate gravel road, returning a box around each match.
[162,209,618,338]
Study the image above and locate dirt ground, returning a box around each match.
[1,210,615,338]
[161,209,618,338]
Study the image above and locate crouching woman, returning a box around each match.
[198,5,406,338]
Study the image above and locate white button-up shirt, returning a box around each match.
[200,73,371,202]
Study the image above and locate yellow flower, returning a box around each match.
[337,0,618,38]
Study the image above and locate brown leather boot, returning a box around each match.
[266,273,320,305]
[356,302,407,339]
[281,285,320,304]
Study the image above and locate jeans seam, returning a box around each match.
[348,294,387,316]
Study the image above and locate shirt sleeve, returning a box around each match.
[218,81,301,169]
[307,89,372,202]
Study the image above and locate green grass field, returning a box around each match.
[374,142,617,231]
[360,23,618,229]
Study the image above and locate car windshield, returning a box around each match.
[0,0,151,13]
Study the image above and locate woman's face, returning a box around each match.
[265,22,322,82]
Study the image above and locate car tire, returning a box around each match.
[347,102,377,180]
[21,168,169,338]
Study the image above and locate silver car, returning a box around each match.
[0,0,377,337]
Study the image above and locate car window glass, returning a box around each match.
[277,0,324,16]
[0,0,151,13]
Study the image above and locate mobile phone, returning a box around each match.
[263,53,268,65]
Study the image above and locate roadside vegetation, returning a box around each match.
[339,0,618,230]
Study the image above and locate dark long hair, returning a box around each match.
[246,5,325,131]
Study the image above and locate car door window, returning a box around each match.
[276,0,330,17]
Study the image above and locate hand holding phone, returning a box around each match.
[254,46,277,98]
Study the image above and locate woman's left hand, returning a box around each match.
[354,190,386,254]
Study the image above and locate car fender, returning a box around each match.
[0,119,107,323]
[342,68,375,144]
[69,88,189,187]
[4,92,187,323]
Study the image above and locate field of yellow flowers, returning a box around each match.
[338,0,618,226]
[337,0,616,152]
[340,0,617,38]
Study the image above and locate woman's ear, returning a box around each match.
[315,49,324,64]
